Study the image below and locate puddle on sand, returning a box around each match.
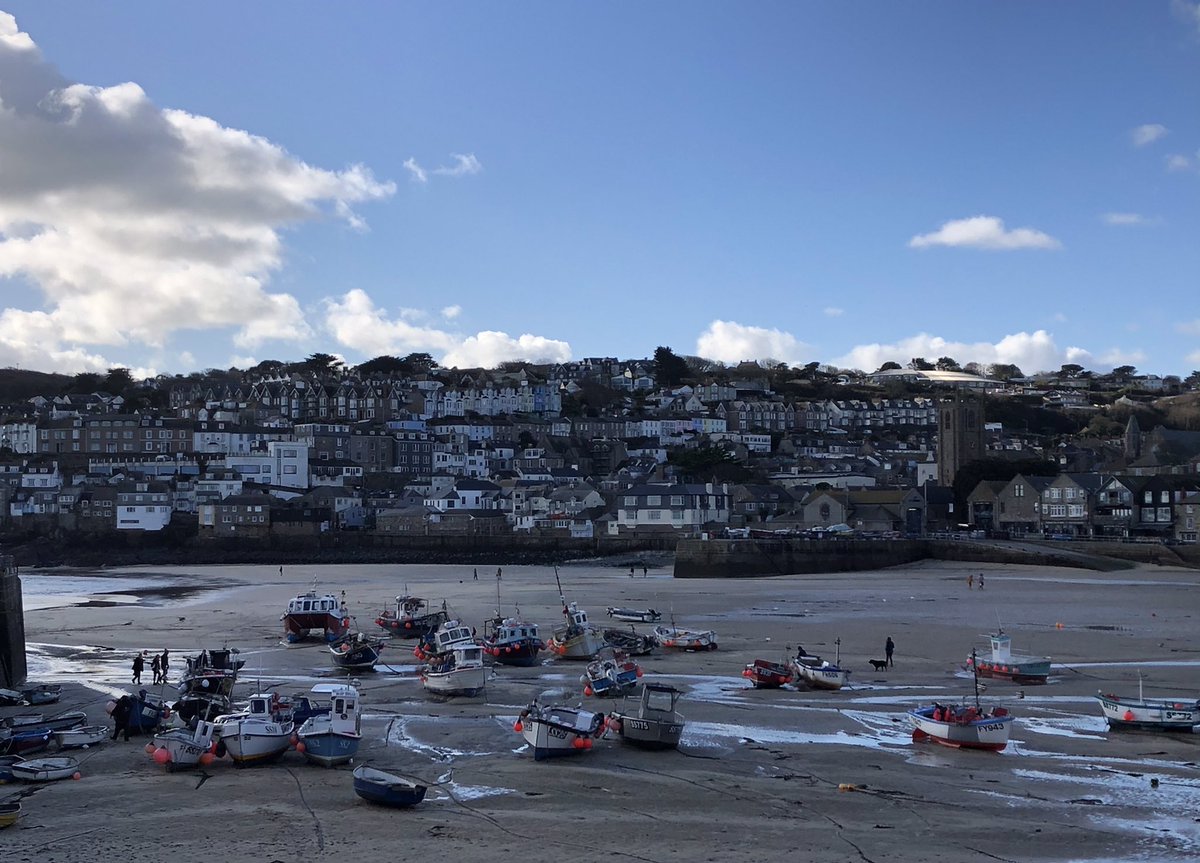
[385,715,497,761]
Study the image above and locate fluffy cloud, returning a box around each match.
[908,216,1061,251]
[1101,212,1148,226]
[695,320,813,366]
[323,289,570,367]
[823,307,844,317]
[0,12,394,373]
[403,153,482,183]
[1171,0,1200,35]
[440,304,462,320]
[832,331,1142,375]
[1166,153,1193,171]
[1131,123,1168,147]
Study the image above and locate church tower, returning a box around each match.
[1123,413,1141,460]
[937,393,984,487]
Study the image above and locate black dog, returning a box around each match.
[868,659,889,672]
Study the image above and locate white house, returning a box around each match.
[115,480,173,531]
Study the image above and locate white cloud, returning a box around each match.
[695,320,812,366]
[832,330,1141,375]
[0,13,394,373]
[908,216,1061,251]
[323,288,569,367]
[1166,153,1192,171]
[433,153,482,178]
[823,307,844,317]
[441,304,462,320]
[1171,0,1200,36]
[1101,212,1149,226]
[1051,312,1068,323]
[1176,320,1200,336]
[403,157,428,183]
[1131,123,1168,147]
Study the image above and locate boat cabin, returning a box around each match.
[564,602,590,628]
[640,683,682,718]
[286,592,345,617]
[988,632,1013,662]
[433,621,476,652]
[395,596,429,615]
[310,684,361,735]
[491,618,538,640]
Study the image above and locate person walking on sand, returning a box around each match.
[885,637,895,668]
[496,567,502,581]
[473,568,478,581]
[978,574,985,590]
[150,652,161,685]
[642,564,648,577]
[968,573,974,589]
[160,648,170,683]
[131,653,144,684]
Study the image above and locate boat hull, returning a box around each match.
[420,665,487,698]
[609,714,684,750]
[908,707,1012,751]
[652,626,718,652]
[743,660,793,689]
[53,726,108,749]
[1096,693,1200,731]
[152,727,215,770]
[375,611,448,639]
[520,707,605,760]
[547,629,606,660]
[329,641,383,670]
[792,661,850,691]
[300,731,361,767]
[967,656,1050,684]
[214,719,292,765]
[483,640,543,667]
[353,765,427,807]
[10,756,78,781]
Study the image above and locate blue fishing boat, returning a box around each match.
[352,764,427,807]
[297,683,362,767]
[107,691,169,735]
[581,649,642,697]
[965,630,1051,684]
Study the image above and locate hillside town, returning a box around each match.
[2,351,1200,551]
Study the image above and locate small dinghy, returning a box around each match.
[54,725,109,749]
[352,764,427,808]
[606,607,661,623]
[0,755,26,783]
[602,626,656,656]
[21,685,62,706]
[652,624,718,652]
[0,728,51,757]
[0,802,20,829]
[743,659,794,689]
[11,755,79,782]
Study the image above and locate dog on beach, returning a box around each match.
[868,659,889,672]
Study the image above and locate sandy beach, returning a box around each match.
[5,559,1200,862]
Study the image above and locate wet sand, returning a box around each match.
[6,559,1200,862]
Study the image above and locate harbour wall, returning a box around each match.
[0,555,26,687]
[672,538,1138,578]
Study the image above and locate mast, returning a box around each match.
[970,648,981,709]
[834,637,841,667]
[495,567,503,617]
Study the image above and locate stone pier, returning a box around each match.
[0,554,26,687]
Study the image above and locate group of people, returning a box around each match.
[967,573,986,590]
[130,648,170,685]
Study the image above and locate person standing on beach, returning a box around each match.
[131,653,144,684]
[473,568,478,581]
[979,575,985,590]
[150,653,161,685]
[496,567,502,581]
[968,574,974,589]
[885,637,895,668]
[160,648,170,683]
[642,564,648,577]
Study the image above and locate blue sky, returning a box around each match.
[0,2,1198,377]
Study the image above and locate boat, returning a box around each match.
[10,755,79,781]
[53,725,109,749]
[602,626,656,656]
[212,693,295,766]
[1,710,87,733]
[0,688,26,707]
[151,720,217,771]
[1096,675,1200,732]
[375,594,449,639]
[514,700,607,760]
[480,573,544,666]
[0,756,27,783]
[606,607,662,623]
[608,683,686,750]
[791,640,851,690]
[419,621,487,697]
[581,649,642,697]
[281,583,351,643]
[21,684,62,706]
[0,801,19,828]
[329,632,386,671]
[352,764,427,808]
[965,630,1051,684]
[545,567,606,660]
[743,659,794,689]
[908,651,1013,751]
[297,683,362,767]
[175,647,243,726]
[0,729,50,757]
[107,691,169,735]
[652,624,718,652]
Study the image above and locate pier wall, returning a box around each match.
[0,555,26,687]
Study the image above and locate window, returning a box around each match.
[1014,485,1024,498]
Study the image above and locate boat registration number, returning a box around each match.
[978,723,1004,732]
[624,719,650,731]
[546,727,570,740]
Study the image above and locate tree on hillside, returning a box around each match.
[908,357,934,371]
[1059,363,1084,378]
[103,367,134,395]
[653,346,690,386]
[877,361,902,372]
[1112,365,1137,380]
[1185,370,1200,389]
[668,443,748,483]
[69,372,104,393]
[935,356,961,372]
[988,363,1023,381]
[356,355,406,376]
[300,352,343,375]
[400,352,437,375]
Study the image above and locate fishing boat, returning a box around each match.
[175,647,243,726]
[419,620,487,697]
[0,801,19,828]
[791,640,851,690]
[908,651,1013,751]
[375,594,449,639]
[329,632,386,671]
[1096,675,1200,732]
[606,607,662,623]
[581,649,642,697]
[53,725,109,749]
[743,659,794,689]
[480,572,545,666]
[608,683,686,750]
[10,755,79,782]
[1,711,87,734]
[546,568,606,660]
[107,691,169,735]
[150,720,217,771]
[0,688,25,707]
[212,693,294,766]
[965,630,1051,684]
[0,729,50,757]
[297,683,362,767]
[352,764,427,808]
[602,626,656,656]
[514,701,607,760]
[21,684,62,706]
[281,584,350,643]
[652,624,718,652]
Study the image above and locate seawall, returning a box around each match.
[0,554,26,687]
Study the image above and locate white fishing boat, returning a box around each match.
[212,693,294,766]
[420,624,487,698]
[606,607,661,623]
[791,640,851,690]
[151,720,217,771]
[908,651,1013,751]
[514,701,607,760]
[297,683,362,766]
[1096,675,1200,732]
[545,568,605,660]
[652,624,718,652]
[53,725,109,749]
[10,755,79,782]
